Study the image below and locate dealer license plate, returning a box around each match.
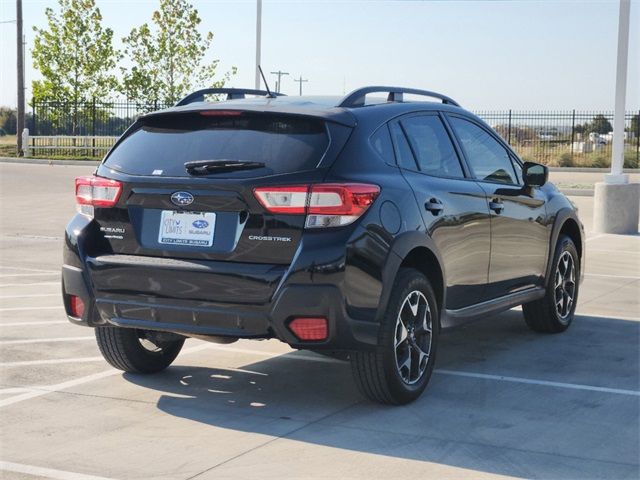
[158,210,216,247]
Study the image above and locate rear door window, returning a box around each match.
[399,115,464,178]
[104,112,329,177]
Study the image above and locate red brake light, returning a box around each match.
[253,186,310,214]
[253,183,380,228]
[289,317,328,341]
[75,176,122,217]
[199,110,243,116]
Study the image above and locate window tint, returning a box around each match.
[400,115,464,178]
[448,117,517,184]
[104,112,328,177]
[389,123,418,171]
[370,125,395,163]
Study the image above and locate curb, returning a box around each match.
[560,188,594,197]
[0,157,101,166]
[548,167,639,173]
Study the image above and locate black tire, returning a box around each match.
[350,268,439,405]
[523,234,579,333]
[95,326,185,373]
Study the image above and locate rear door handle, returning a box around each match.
[489,198,504,214]
[425,198,444,215]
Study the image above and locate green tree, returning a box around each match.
[0,107,17,135]
[31,0,119,133]
[582,114,613,135]
[120,0,236,106]
[629,114,639,135]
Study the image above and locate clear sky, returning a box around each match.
[0,0,638,110]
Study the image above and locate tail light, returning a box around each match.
[253,183,380,228]
[288,317,328,341]
[75,176,122,217]
[69,295,85,318]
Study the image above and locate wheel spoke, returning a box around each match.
[397,347,412,379]
[395,321,408,348]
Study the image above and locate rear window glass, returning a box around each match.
[104,112,329,176]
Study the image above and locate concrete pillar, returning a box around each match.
[593,182,640,234]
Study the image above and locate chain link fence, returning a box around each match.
[29,100,640,167]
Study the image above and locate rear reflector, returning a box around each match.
[69,295,85,318]
[253,183,380,228]
[75,176,122,216]
[288,317,328,341]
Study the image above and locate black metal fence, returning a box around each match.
[31,99,172,137]
[30,100,640,167]
[475,110,639,168]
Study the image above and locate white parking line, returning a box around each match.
[0,272,59,278]
[0,336,94,345]
[0,343,212,408]
[0,266,58,274]
[0,460,118,480]
[0,387,40,395]
[0,320,68,327]
[0,293,59,299]
[0,281,60,287]
[0,305,63,312]
[585,273,640,280]
[585,234,605,242]
[0,357,105,367]
[435,369,640,397]
[214,346,640,396]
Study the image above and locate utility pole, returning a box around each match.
[294,76,308,96]
[254,0,262,89]
[270,70,289,94]
[16,0,25,156]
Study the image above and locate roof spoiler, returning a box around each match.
[338,86,460,108]
[175,88,286,107]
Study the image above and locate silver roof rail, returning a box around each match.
[338,86,460,108]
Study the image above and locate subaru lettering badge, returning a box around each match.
[171,191,194,207]
[192,220,209,229]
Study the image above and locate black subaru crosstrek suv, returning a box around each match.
[62,87,584,404]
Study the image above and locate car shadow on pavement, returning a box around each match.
[124,309,640,479]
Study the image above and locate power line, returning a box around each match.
[294,76,308,96]
[270,70,289,94]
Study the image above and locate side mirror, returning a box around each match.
[523,162,548,187]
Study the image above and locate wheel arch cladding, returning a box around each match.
[545,208,584,287]
[559,218,583,260]
[399,247,444,314]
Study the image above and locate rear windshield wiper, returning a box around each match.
[185,160,265,175]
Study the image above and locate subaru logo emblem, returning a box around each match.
[192,220,209,229]
[171,191,194,206]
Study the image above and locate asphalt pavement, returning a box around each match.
[0,162,638,480]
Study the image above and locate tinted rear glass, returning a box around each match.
[104,112,329,177]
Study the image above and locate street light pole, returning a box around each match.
[607,0,630,184]
[254,0,262,90]
[593,0,638,234]
[16,0,25,156]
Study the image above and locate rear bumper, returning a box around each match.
[62,218,380,351]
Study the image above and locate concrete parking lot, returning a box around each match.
[0,162,638,480]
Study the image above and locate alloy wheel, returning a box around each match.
[394,290,433,385]
[554,251,576,320]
